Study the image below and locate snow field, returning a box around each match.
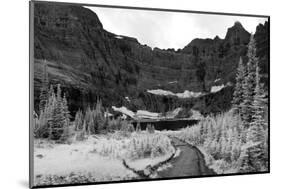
[34,132,175,185]
[34,137,136,183]
[147,89,203,98]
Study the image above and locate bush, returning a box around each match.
[74,110,83,131]
[75,130,88,141]
[146,124,155,134]
[120,122,135,137]
[34,110,49,138]
[107,118,123,131]
[127,133,174,160]
[59,124,75,144]
[91,132,174,160]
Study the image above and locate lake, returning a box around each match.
[132,119,199,131]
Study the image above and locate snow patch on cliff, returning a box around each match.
[115,35,124,39]
[214,78,221,83]
[168,81,178,84]
[112,106,135,118]
[210,84,225,93]
[147,89,203,98]
[136,110,160,119]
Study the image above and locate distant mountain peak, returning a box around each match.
[234,21,243,28]
[224,21,250,44]
[214,35,221,41]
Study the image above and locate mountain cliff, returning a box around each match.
[33,3,269,116]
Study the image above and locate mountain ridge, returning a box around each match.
[33,3,269,116]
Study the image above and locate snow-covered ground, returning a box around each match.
[147,89,175,96]
[111,106,159,119]
[210,84,225,93]
[34,132,175,185]
[112,106,135,118]
[147,89,203,98]
[126,153,173,171]
[34,138,136,185]
[189,109,204,119]
[136,110,160,119]
[112,105,184,120]
[165,107,183,119]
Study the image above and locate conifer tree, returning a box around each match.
[48,85,54,100]
[136,122,141,133]
[50,84,66,140]
[146,124,151,133]
[84,107,92,133]
[59,93,72,142]
[246,64,267,169]
[241,35,259,128]
[46,92,56,138]
[35,85,56,138]
[232,57,246,114]
[74,110,83,131]
[95,99,105,132]
[62,93,71,127]
[39,61,49,113]
[88,113,95,134]
[249,65,266,142]
[150,125,155,133]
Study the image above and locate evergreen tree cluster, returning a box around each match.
[35,84,71,143]
[34,62,71,143]
[73,99,136,139]
[232,35,267,127]
[231,35,268,172]
[73,99,108,137]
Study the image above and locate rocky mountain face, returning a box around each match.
[33,3,269,116]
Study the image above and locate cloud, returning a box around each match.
[85,6,268,49]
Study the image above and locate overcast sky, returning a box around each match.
[85,6,268,50]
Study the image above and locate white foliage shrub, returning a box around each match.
[91,132,174,160]
[173,112,267,173]
[127,133,174,160]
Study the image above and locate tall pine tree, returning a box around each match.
[50,84,66,141]
[60,93,72,142]
[246,64,267,170]
[62,93,71,127]
[232,57,246,114]
[241,35,258,128]
[249,65,266,141]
